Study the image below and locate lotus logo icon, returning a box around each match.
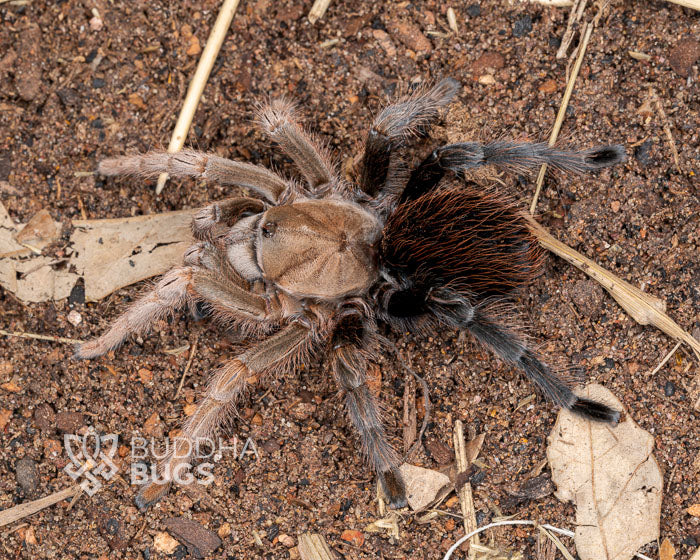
[63,427,119,495]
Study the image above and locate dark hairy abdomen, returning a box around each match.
[380,182,543,298]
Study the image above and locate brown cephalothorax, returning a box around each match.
[76,78,626,510]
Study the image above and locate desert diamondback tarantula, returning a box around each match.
[76,78,625,509]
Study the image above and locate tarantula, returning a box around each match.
[76,78,625,509]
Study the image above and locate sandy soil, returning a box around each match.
[0,1,698,558]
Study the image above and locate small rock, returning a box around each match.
[0,361,12,375]
[99,515,128,550]
[634,140,653,166]
[186,35,201,56]
[138,368,153,384]
[538,79,557,94]
[0,409,11,430]
[154,532,179,554]
[1,381,20,393]
[466,4,481,17]
[57,88,80,108]
[164,517,222,559]
[143,412,162,437]
[290,402,316,421]
[128,92,146,110]
[512,15,532,38]
[668,38,700,77]
[373,29,397,57]
[568,279,605,321]
[34,403,55,432]
[92,77,105,89]
[89,16,103,31]
[471,51,504,76]
[67,310,82,326]
[183,403,197,416]
[15,457,39,497]
[611,200,621,212]
[278,534,295,548]
[424,438,454,465]
[261,439,280,453]
[217,522,231,539]
[340,529,364,547]
[43,439,62,461]
[664,381,676,397]
[387,20,432,53]
[251,412,263,425]
[478,74,496,85]
[56,411,85,433]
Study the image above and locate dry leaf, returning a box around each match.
[547,384,662,560]
[399,463,453,511]
[71,210,195,301]
[659,538,675,560]
[0,256,78,303]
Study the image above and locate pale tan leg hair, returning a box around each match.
[98,150,288,202]
[74,267,195,359]
[256,98,336,191]
[135,322,314,509]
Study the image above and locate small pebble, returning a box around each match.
[67,310,82,326]
[55,411,84,433]
[634,140,653,166]
[154,532,179,554]
[340,529,364,547]
[512,15,532,38]
[15,457,39,497]
[664,381,676,397]
[668,38,700,77]
[466,4,481,17]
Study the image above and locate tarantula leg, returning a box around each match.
[257,99,335,191]
[401,142,626,202]
[74,267,193,359]
[359,78,460,196]
[391,287,620,422]
[136,323,313,510]
[192,271,269,320]
[192,197,264,241]
[98,150,287,202]
[331,312,407,508]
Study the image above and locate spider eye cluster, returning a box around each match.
[262,222,277,238]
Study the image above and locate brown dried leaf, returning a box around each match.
[659,538,675,560]
[547,384,662,560]
[71,209,196,301]
[400,463,453,511]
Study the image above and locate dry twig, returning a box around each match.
[298,533,335,560]
[0,329,82,345]
[530,21,593,214]
[650,88,682,173]
[663,0,700,10]
[453,420,479,557]
[156,0,241,194]
[308,0,333,24]
[173,334,200,400]
[0,485,81,528]
[527,219,700,360]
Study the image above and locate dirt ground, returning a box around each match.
[1,0,698,558]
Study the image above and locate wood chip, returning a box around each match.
[163,517,222,559]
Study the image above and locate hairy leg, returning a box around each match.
[135,322,314,509]
[257,99,335,191]
[76,243,270,358]
[330,310,406,508]
[98,150,288,202]
[358,78,460,197]
[75,267,194,359]
[384,287,620,422]
[401,141,626,202]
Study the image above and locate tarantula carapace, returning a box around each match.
[76,78,625,509]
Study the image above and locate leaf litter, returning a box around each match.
[547,384,663,560]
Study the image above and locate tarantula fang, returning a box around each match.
[75,78,625,510]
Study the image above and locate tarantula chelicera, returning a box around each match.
[76,78,625,509]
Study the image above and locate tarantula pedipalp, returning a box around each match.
[76,78,625,510]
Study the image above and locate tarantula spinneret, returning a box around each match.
[76,78,625,509]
